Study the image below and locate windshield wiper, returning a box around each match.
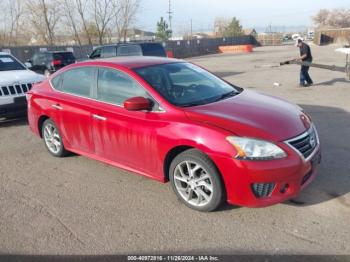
[180,101,206,107]
[212,90,238,102]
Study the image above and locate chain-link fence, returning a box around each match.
[1,35,258,62]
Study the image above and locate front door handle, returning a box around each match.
[51,104,63,110]
[92,114,107,121]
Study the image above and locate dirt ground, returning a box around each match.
[1,44,350,255]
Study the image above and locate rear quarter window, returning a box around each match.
[140,43,166,57]
[54,67,95,98]
[51,75,62,89]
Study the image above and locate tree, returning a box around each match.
[223,17,242,37]
[60,0,82,46]
[214,17,229,37]
[26,0,61,45]
[313,9,350,29]
[6,0,24,46]
[156,17,172,41]
[114,0,140,42]
[75,0,93,45]
[92,0,114,44]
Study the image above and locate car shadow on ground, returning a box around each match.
[313,77,350,86]
[0,117,28,128]
[285,104,350,208]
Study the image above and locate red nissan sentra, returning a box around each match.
[27,57,321,212]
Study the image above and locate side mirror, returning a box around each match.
[87,54,90,59]
[24,62,32,68]
[124,97,151,111]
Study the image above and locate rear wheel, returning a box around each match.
[42,119,68,157]
[169,149,224,212]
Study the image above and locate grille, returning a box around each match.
[287,126,318,159]
[251,183,275,198]
[0,83,33,97]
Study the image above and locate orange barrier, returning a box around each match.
[218,44,253,54]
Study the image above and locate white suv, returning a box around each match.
[0,52,44,119]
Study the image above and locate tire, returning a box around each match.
[42,119,68,157]
[169,149,225,212]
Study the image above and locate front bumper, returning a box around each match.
[210,143,321,208]
[0,96,27,119]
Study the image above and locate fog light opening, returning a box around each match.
[280,183,289,194]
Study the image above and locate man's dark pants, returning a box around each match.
[300,65,313,85]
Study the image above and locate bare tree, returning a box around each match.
[313,9,350,29]
[214,17,229,37]
[75,0,93,45]
[26,0,61,45]
[6,0,24,46]
[114,0,140,42]
[60,0,82,46]
[92,0,114,44]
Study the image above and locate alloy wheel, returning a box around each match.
[173,160,213,207]
[43,123,62,154]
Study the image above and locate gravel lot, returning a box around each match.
[1,44,350,255]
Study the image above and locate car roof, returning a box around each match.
[95,42,163,48]
[83,56,184,69]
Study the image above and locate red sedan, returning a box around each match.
[27,57,321,212]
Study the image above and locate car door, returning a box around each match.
[50,67,96,154]
[90,67,164,178]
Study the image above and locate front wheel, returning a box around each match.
[169,149,225,212]
[42,119,68,157]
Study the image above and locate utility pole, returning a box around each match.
[167,0,173,35]
[190,19,193,40]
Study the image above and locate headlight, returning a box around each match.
[226,136,287,160]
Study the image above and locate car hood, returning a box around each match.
[0,70,44,86]
[184,90,309,141]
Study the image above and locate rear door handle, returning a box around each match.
[51,104,63,110]
[92,114,107,121]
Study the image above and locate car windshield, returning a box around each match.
[134,62,240,107]
[0,55,26,71]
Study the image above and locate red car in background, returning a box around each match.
[27,57,321,212]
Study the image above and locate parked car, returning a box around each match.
[27,57,321,212]
[88,42,167,59]
[0,52,44,119]
[26,51,76,77]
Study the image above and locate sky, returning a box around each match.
[136,0,350,34]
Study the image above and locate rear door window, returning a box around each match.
[102,46,117,58]
[117,45,142,56]
[97,67,147,105]
[58,67,95,97]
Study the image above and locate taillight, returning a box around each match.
[52,59,62,66]
[166,50,174,58]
